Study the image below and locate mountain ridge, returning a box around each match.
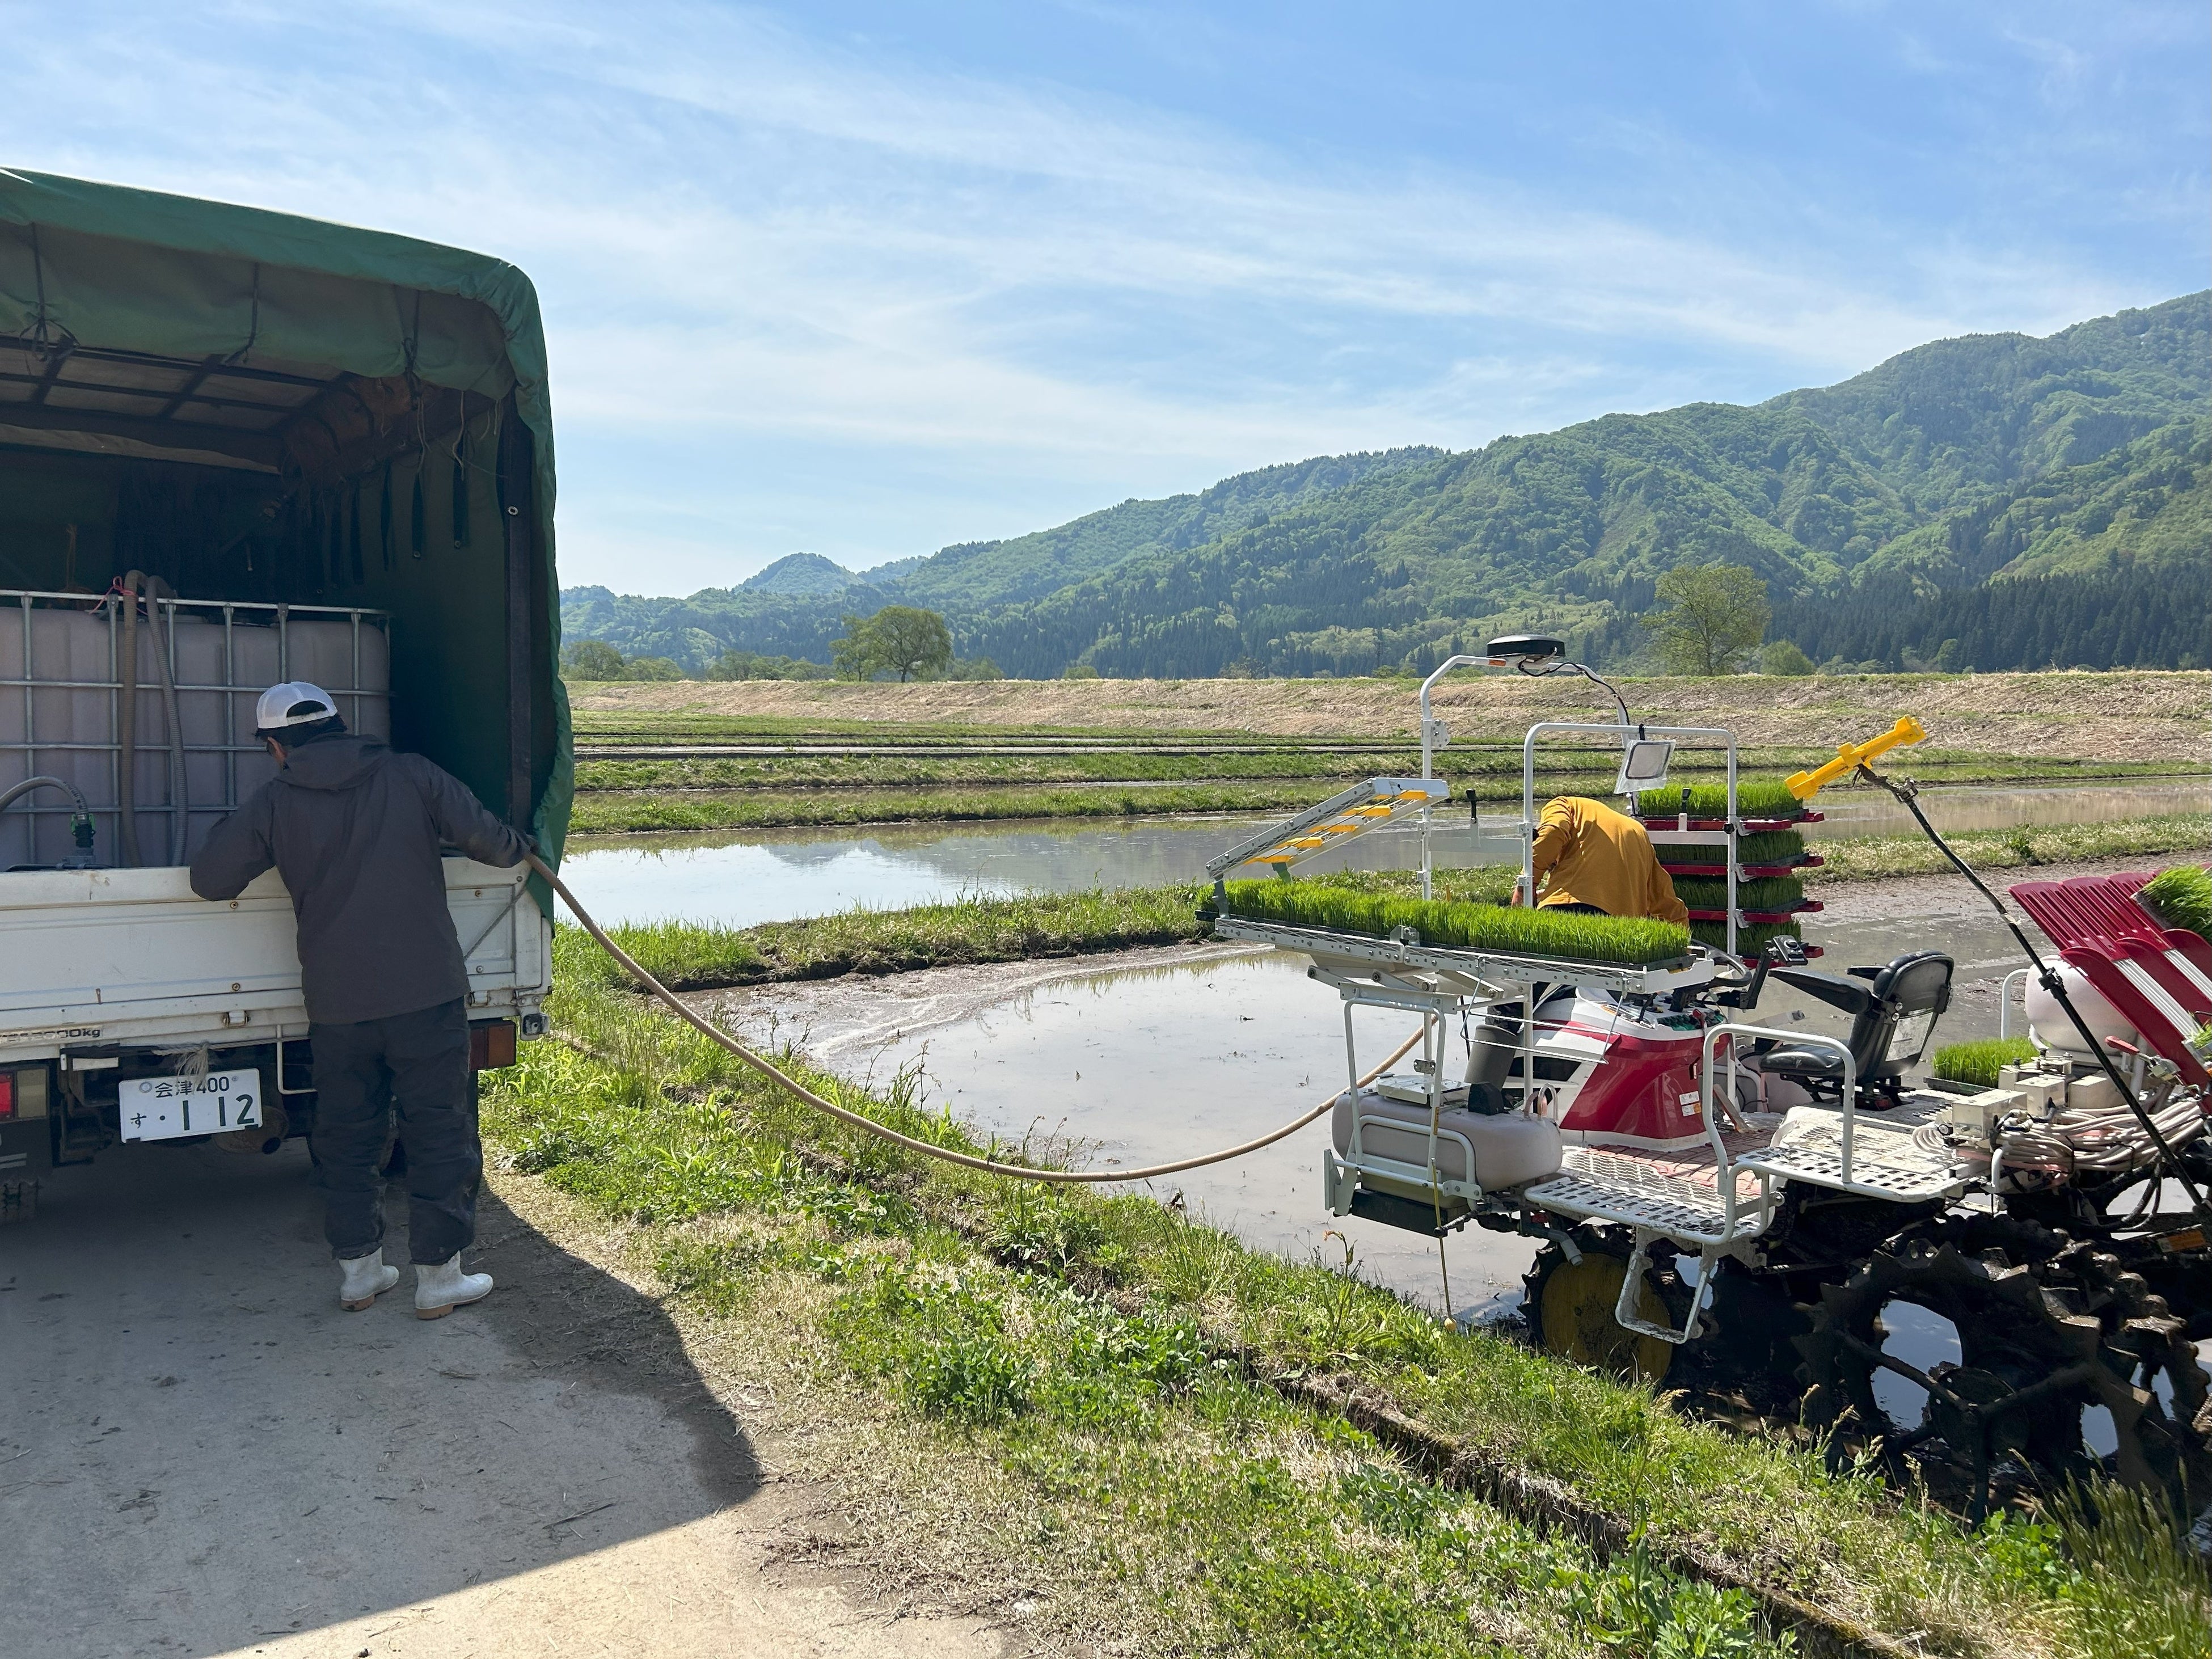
[565,293,2208,676]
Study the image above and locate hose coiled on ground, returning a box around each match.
[526,850,1421,1185]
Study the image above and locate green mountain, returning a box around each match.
[563,293,2209,676]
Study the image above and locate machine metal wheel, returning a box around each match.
[1800,1215,2212,1516]
[1523,1227,1687,1384]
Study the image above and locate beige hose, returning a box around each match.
[526,850,1421,1185]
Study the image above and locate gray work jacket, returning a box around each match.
[189,733,528,1025]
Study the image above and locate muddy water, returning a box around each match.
[713,891,2057,1320]
[561,780,2205,931]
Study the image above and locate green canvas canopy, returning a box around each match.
[0,168,572,886]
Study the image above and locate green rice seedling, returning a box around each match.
[1691,918,1800,955]
[1669,875,1806,913]
[1217,879,1691,965]
[1654,779,1805,818]
[1657,830,1808,872]
[2137,864,2212,939]
[1931,1037,2038,1088]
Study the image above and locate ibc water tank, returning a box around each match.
[0,593,390,868]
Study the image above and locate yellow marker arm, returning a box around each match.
[1785,715,1928,801]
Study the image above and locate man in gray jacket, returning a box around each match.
[191,681,529,1318]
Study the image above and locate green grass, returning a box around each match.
[1932,1037,2040,1088]
[568,781,1343,832]
[475,966,2211,1657]
[2138,864,2212,938]
[564,816,2212,995]
[557,883,1214,991]
[1811,814,2210,882]
[1214,879,1691,965]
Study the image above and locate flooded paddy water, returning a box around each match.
[700,893,2046,1318]
[559,778,2206,931]
[556,778,2204,1347]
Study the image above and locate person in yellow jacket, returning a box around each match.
[1519,795,1688,925]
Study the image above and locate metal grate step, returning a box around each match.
[1732,1139,1963,1201]
[1522,1149,1751,1245]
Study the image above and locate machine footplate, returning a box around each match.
[1521,1149,1751,1246]
[1732,1139,1963,1201]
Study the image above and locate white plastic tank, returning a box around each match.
[2023,963,2136,1055]
[1331,1087,1564,1193]
[0,593,390,868]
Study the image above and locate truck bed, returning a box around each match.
[0,859,549,1059]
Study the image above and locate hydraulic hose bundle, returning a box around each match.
[1847,761,2212,1223]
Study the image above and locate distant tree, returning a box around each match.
[1759,639,1816,677]
[1641,563,1771,675]
[831,606,953,681]
[560,639,626,679]
[1062,662,1100,679]
[622,656,686,682]
[944,656,1004,681]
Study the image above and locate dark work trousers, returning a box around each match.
[310,998,479,1264]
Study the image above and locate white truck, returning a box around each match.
[0,172,571,1216]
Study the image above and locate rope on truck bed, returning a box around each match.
[527,851,1422,1185]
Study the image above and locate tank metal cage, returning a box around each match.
[0,588,392,867]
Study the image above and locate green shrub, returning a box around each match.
[1932,1037,2038,1088]
[2138,864,2212,939]
[1215,879,1690,965]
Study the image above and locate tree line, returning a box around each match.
[1768,560,2207,672]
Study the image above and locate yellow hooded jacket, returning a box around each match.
[1528,795,1688,925]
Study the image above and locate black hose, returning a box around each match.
[1856,762,2209,1220]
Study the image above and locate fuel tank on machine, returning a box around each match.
[1533,988,1716,1150]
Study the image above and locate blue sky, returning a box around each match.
[4,2,2205,593]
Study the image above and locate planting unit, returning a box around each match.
[1208,645,2212,1519]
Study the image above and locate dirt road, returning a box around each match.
[0,1143,1004,1659]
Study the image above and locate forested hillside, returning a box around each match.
[564,293,2209,676]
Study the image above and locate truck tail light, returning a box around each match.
[0,1073,12,1119]
[469,1020,518,1073]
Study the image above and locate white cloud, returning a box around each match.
[0,1,2192,589]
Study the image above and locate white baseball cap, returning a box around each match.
[255,681,340,736]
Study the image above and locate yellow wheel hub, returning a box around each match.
[1536,1251,1674,1382]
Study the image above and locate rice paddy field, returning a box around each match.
[564,674,2203,835]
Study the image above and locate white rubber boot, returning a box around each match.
[338,1249,400,1312]
[414,1253,494,1320]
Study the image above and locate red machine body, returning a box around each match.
[1528,989,1718,1151]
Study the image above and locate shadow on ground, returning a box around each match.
[0,1137,758,1658]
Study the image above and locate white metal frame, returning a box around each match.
[1998,965,2032,1040]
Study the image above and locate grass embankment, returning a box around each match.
[565,815,2210,994]
[568,737,2194,834]
[483,970,2210,1657]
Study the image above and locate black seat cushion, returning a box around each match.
[1762,1046,1844,1078]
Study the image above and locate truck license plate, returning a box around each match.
[121,1070,262,1142]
